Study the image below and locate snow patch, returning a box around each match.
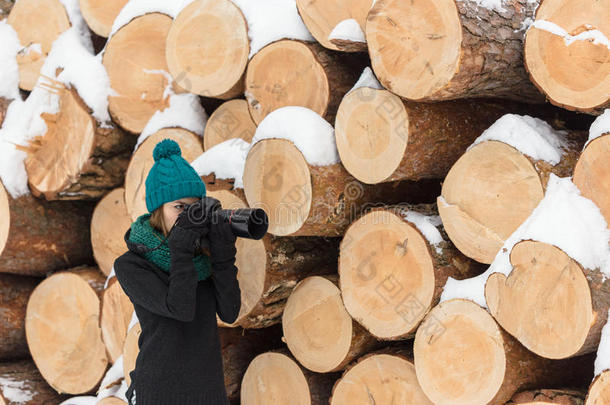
[595,310,610,376]
[440,175,610,307]
[230,0,315,58]
[531,20,610,50]
[249,106,339,166]
[328,18,365,43]
[58,0,94,52]
[191,138,250,189]
[468,114,570,165]
[401,210,444,254]
[0,375,34,403]
[460,0,507,13]
[0,20,20,100]
[347,66,383,95]
[585,109,610,148]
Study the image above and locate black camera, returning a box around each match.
[183,196,268,240]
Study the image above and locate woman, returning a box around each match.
[114,139,241,404]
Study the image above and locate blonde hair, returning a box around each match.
[149,206,210,256]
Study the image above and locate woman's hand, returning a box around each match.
[167,201,211,254]
[209,208,237,265]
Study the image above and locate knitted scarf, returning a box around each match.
[129,213,211,281]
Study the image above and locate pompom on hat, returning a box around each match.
[145,138,206,212]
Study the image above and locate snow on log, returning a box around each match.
[242,106,398,237]
[586,313,610,405]
[0,359,71,404]
[366,0,545,102]
[79,0,129,38]
[0,274,38,361]
[208,190,339,329]
[486,240,609,358]
[330,347,433,405]
[414,299,595,405]
[91,188,132,277]
[166,0,314,98]
[573,111,610,228]
[0,181,94,276]
[338,204,484,340]
[25,266,109,395]
[124,128,203,221]
[524,0,610,114]
[335,84,535,184]
[100,276,133,365]
[241,349,342,405]
[282,275,381,372]
[295,0,372,52]
[203,99,255,152]
[7,0,93,91]
[437,114,585,263]
[244,39,365,125]
[193,138,250,192]
[505,389,586,404]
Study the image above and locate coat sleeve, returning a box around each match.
[210,253,241,324]
[114,250,198,322]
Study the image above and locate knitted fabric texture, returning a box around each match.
[128,213,211,281]
[145,138,206,213]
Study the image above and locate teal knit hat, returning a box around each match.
[145,139,206,213]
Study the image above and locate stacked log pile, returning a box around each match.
[0,0,608,404]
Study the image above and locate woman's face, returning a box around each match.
[162,197,200,230]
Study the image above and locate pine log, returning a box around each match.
[586,370,610,405]
[0,359,70,404]
[124,128,203,221]
[7,0,70,91]
[366,0,545,102]
[203,99,256,151]
[25,266,109,394]
[245,39,366,125]
[241,348,342,405]
[338,204,484,340]
[506,389,586,404]
[122,322,140,388]
[295,0,372,52]
[101,277,134,365]
[0,274,38,361]
[486,241,610,359]
[0,182,95,276]
[524,0,610,115]
[414,299,595,405]
[79,0,129,38]
[330,346,433,404]
[335,88,537,183]
[91,188,132,277]
[573,134,610,228]
[98,398,127,405]
[218,324,284,403]
[208,190,340,329]
[282,275,381,373]
[165,0,248,99]
[102,13,182,133]
[243,137,416,236]
[19,79,133,200]
[437,130,585,263]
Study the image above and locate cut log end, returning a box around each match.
[25,270,108,394]
[282,276,360,372]
[101,278,134,364]
[334,88,409,184]
[103,13,174,133]
[245,40,331,125]
[122,322,141,387]
[366,0,461,100]
[524,0,610,114]
[241,352,311,404]
[203,99,256,151]
[7,0,70,91]
[124,128,204,221]
[79,0,129,38]
[243,139,312,236]
[330,352,433,404]
[485,240,596,359]
[166,0,249,98]
[438,141,545,263]
[586,370,610,405]
[339,209,435,339]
